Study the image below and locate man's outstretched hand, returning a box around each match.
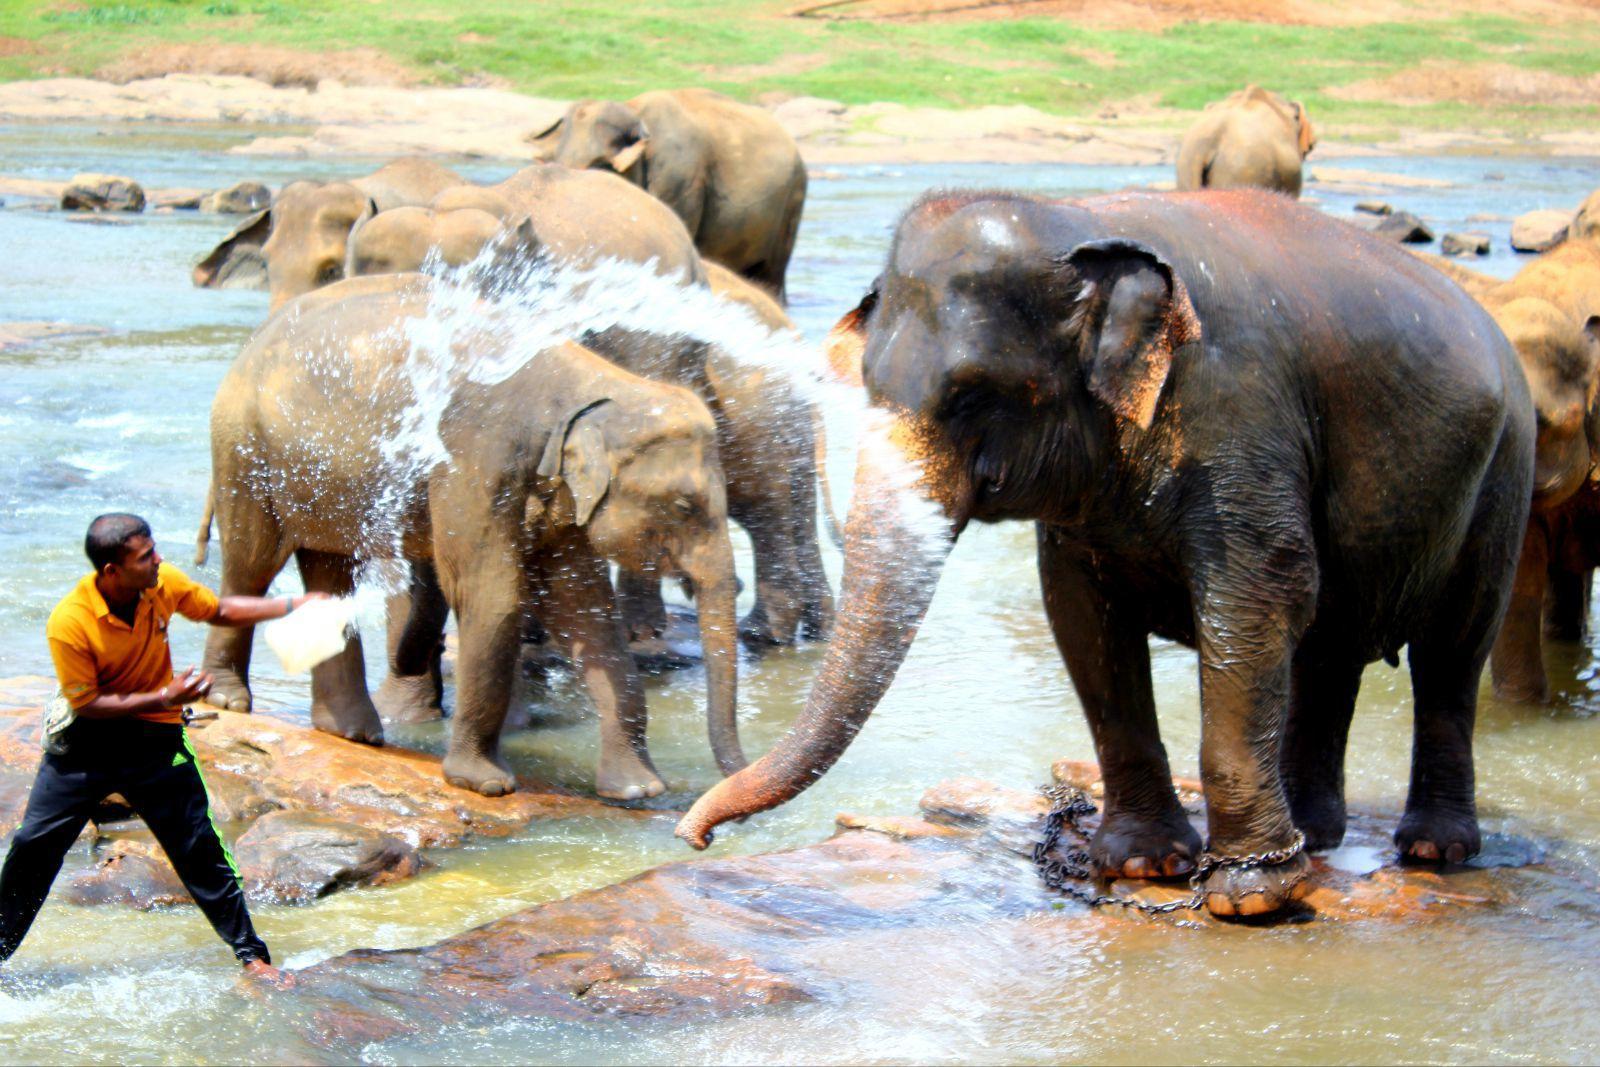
[242,959,295,989]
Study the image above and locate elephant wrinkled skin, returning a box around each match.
[1176,85,1316,197]
[198,273,741,798]
[530,89,807,302]
[678,189,1533,919]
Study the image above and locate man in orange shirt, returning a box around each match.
[0,513,325,986]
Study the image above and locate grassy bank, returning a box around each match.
[2,0,1598,134]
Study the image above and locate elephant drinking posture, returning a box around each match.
[678,189,1533,918]
[199,274,741,798]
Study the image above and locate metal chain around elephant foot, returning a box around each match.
[1032,783,1307,918]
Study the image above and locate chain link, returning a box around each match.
[1032,783,1307,917]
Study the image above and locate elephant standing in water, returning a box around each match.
[344,167,834,654]
[197,272,741,798]
[192,157,464,302]
[529,89,807,302]
[678,189,1533,918]
[1176,85,1316,196]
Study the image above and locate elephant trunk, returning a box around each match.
[677,418,957,848]
[689,534,744,775]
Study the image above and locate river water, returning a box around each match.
[1,122,1598,1063]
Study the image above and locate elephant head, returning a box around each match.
[678,194,1200,846]
[346,205,504,278]
[535,388,743,772]
[1497,298,1600,508]
[528,101,650,182]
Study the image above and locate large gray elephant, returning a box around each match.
[677,189,1533,918]
[192,157,464,304]
[529,89,807,302]
[342,168,834,650]
[197,271,740,799]
[1175,85,1316,197]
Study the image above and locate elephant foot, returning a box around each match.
[1201,853,1312,918]
[1491,674,1550,704]
[443,749,517,797]
[1090,809,1201,880]
[738,602,798,647]
[200,667,252,713]
[1395,806,1481,865]
[595,751,667,801]
[311,696,385,746]
[372,671,443,724]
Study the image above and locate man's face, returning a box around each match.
[107,535,162,592]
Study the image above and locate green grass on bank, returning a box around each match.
[1,0,1598,134]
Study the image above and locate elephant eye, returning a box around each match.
[672,496,694,516]
[316,261,343,285]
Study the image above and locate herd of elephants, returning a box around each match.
[172,84,1600,919]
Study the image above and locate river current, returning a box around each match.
[1,122,1598,1062]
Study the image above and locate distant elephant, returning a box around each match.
[1176,85,1316,197]
[192,157,464,305]
[1471,237,1600,702]
[677,189,1533,919]
[196,271,740,798]
[343,168,835,649]
[529,89,807,302]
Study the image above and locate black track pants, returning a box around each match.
[0,719,269,966]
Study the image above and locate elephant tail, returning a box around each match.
[194,489,214,566]
[812,407,844,549]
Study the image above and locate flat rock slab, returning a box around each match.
[0,322,110,352]
[1512,208,1572,252]
[283,766,1579,1054]
[0,676,669,853]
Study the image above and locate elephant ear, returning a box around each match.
[192,207,272,288]
[1293,101,1317,157]
[474,217,545,296]
[823,280,878,388]
[1061,239,1201,431]
[537,399,614,528]
[526,115,564,159]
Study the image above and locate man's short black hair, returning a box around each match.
[85,513,152,571]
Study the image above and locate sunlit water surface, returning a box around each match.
[1,122,1598,1063]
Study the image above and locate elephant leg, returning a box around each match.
[738,516,806,647]
[372,560,447,724]
[788,458,835,641]
[1396,639,1484,865]
[439,563,523,798]
[1037,527,1199,879]
[201,492,289,713]
[1490,525,1551,703]
[294,548,383,745]
[545,539,665,801]
[1279,643,1364,851]
[1543,564,1589,642]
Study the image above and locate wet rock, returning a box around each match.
[201,180,271,214]
[235,811,425,903]
[1355,199,1394,216]
[1442,231,1491,256]
[63,840,188,909]
[1373,210,1434,244]
[149,188,206,210]
[63,214,133,226]
[60,172,145,212]
[0,322,109,353]
[1511,209,1571,252]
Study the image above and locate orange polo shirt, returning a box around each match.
[46,562,220,724]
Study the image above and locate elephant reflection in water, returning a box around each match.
[197,271,742,799]
[678,188,1533,919]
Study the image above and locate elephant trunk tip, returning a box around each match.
[674,814,716,851]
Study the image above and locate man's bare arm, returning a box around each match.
[211,592,329,627]
[74,667,213,719]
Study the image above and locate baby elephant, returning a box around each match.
[198,273,741,799]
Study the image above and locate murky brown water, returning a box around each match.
[1,123,1598,1063]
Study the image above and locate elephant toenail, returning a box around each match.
[1123,857,1156,878]
[1411,840,1440,861]
[1237,892,1275,917]
[1163,854,1194,877]
[1445,843,1467,864]
[1206,892,1236,916]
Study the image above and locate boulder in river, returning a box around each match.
[1355,200,1394,216]
[201,180,271,214]
[1374,210,1434,244]
[235,810,425,903]
[60,172,146,212]
[1511,209,1571,252]
[1441,231,1491,257]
